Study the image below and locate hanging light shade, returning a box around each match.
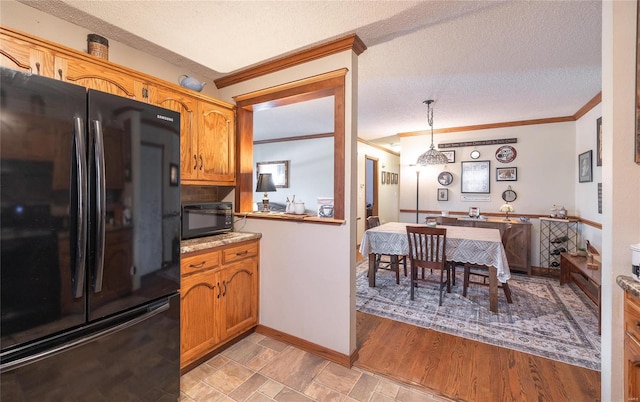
[416,99,449,165]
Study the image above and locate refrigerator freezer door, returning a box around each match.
[1,294,180,401]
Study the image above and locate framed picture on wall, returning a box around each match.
[437,188,448,201]
[496,167,517,181]
[381,171,386,184]
[579,150,593,183]
[461,160,490,193]
[256,160,289,188]
[596,117,602,166]
[441,150,455,163]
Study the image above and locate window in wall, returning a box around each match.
[234,69,347,221]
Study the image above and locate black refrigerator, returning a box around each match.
[0,67,181,400]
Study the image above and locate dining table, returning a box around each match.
[359,221,511,313]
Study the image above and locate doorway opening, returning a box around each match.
[365,156,378,220]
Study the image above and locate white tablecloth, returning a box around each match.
[359,222,511,283]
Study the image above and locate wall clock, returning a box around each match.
[437,171,453,186]
[502,186,517,202]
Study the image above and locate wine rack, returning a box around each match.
[539,217,578,269]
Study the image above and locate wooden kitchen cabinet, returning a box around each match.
[625,291,640,400]
[152,86,197,182]
[194,100,235,184]
[154,87,236,186]
[53,54,145,101]
[1,25,236,186]
[180,239,259,369]
[0,32,54,76]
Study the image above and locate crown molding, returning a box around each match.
[215,34,366,89]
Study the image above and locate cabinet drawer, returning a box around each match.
[181,250,220,276]
[625,293,640,342]
[223,241,258,264]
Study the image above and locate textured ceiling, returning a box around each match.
[19,0,602,147]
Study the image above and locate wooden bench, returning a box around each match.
[560,252,601,334]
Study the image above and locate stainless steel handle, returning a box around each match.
[93,120,106,293]
[73,116,87,298]
[0,299,171,373]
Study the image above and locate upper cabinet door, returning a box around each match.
[54,54,146,101]
[0,34,53,77]
[152,86,198,181]
[197,100,235,184]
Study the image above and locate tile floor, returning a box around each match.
[180,333,453,402]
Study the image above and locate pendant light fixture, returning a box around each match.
[415,99,449,165]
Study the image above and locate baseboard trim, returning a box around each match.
[255,325,357,367]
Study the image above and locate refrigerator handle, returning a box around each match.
[93,119,106,293]
[73,116,87,298]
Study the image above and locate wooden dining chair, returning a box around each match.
[462,224,513,303]
[366,216,407,284]
[406,226,451,305]
[425,216,459,285]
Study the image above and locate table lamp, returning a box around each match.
[256,173,277,212]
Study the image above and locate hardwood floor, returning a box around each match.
[354,311,601,402]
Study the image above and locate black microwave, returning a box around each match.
[181,202,233,239]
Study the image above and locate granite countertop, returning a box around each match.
[181,231,262,254]
[617,275,640,298]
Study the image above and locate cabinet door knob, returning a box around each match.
[236,250,248,256]
[216,282,221,298]
[193,155,198,170]
[199,155,204,170]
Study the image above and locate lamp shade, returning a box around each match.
[256,173,277,193]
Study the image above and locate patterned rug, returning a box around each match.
[356,259,601,370]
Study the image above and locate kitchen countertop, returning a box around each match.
[617,275,640,298]
[181,231,262,254]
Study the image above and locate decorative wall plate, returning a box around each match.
[470,150,481,159]
[437,171,453,186]
[495,145,517,163]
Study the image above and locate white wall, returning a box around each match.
[575,103,603,251]
[218,51,358,357]
[601,1,640,400]
[254,138,334,214]
[356,142,400,242]
[0,0,219,99]
[399,122,577,267]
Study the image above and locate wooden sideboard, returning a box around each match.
[434,217,532,275]
[560,252,601,333]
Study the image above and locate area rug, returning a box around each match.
[356,259,601,371]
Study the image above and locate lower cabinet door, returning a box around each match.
[180,268,219,368]
[218,258,259,342]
